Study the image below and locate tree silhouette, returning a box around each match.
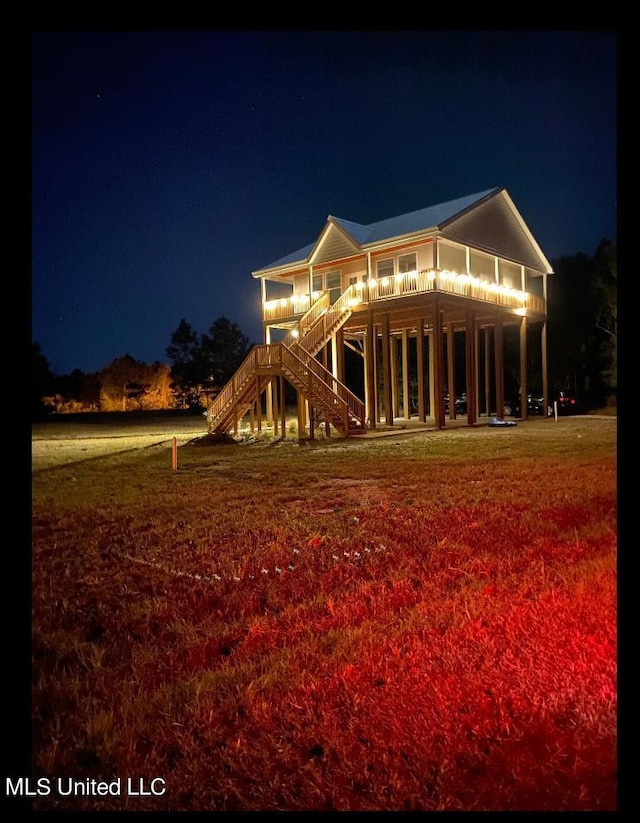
[202,317,252,390]
[166,316,253,407]
[99,354,151,411]
[32,341,54,419]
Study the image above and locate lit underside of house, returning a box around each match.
[208,187,553,437]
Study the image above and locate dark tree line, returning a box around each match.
[31,316,254,419]
[546,239,616,409]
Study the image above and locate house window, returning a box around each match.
[398,253,417,274]
[325,271,342,304]
[312,274,323,294]
[376,259,394,282]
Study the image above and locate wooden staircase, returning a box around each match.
[208,286,365,436]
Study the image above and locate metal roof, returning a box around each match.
[253,187,506,274]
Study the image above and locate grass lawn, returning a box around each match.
[29,414,617,811]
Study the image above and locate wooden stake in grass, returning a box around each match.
[172,437,178,471]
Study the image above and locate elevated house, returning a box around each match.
[208,187,553,437]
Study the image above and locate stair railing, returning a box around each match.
[298,284,360,355]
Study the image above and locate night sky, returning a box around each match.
[31,31,617,377]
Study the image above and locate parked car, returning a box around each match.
[552,389,578,415]
[444,393,468,414]
[512,394,552,417]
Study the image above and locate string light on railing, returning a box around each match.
[266,268,531,311]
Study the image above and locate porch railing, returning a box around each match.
[262,268,546,324]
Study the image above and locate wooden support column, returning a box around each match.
[272,377,279,436]
[232,379,238,436]
[484,328,491,418]
[416,318,426,422]
[331,335,339,380]
[494,313,504,417]
[365,311,376,429]
[519,315,528,420]
[266,383,273,425]
[382,313,393,426]
[280,375,286,436]
[265,325,273,425]
[433,301,446,428]
[390,336,399,417]
[363,333,370,425]
[256,379,262,432]
[542,272,549,415]
[428,331,435,419]
[474,322,480,421]
[335,326,345,385]
[297,390,305,440]
[541,320,549,416]
[446,323,456,419]
[373,334,381,423]
[402,328,410,420]
[465,307,477,426]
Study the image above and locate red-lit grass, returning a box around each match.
[30,416,616,811]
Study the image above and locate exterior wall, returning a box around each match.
[417,241,435,271]
[339,259,367,284]
[313,258,366,288]
[293,273,310,296]
[369,240,434,278]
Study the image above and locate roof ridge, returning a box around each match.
[366,187,501,228]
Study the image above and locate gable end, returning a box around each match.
[310,220,362,266]
[441,191,550,272]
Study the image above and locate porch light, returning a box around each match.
[356,281,366,289]
[395,272,404,282]
[291,328,300,337]
[368,278,377,287]
[381,277,389,287]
